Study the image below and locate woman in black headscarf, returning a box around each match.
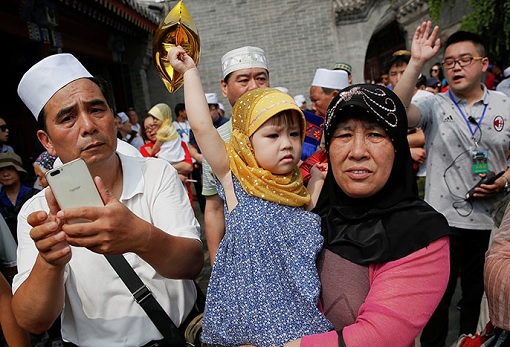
[293,84,450,347]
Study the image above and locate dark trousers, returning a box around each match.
[192,164,205,213]
[420,227,491,347]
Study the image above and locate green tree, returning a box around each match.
[429,0,510,61]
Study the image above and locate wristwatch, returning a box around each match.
[502,174,510,194]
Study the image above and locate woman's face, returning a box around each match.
[328,118,394,198]
[34,164,48,188]
[0,167,21,187]
[430,64,441,78]
[143,116,161,142]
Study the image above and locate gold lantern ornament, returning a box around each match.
[152,0,200,93]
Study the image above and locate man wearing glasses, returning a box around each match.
[0,119,13,154]
[394,24,510,347]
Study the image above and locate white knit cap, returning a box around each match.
[218,102,225,111]
[117,112,129,124]
[293,94,306,106]
[17,53,93,120]
[205,93,219,105]
[311,68,349,90]
[504,66,510,78]
[221,46,268,79]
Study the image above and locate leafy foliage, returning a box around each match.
[429,0,510,61]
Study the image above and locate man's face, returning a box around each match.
[309,86,337,117]
[381,74,389,86]
[37,78,117,166]
[209,104,221,123]
[127,110,139,125]
[443,41,488,96]
[178,109,187,121]
[0,118,9,144]
[388,62,408,87]
[221,68,269,106]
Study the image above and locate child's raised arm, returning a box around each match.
[307,162,328,211]
[168,46,230,180]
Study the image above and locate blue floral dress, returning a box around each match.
[201,175,333,347]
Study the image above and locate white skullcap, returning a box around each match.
[274,87,289,94]
[504,66,510,78]
[117,112,129,124]
[205,93,219,104]
[293,94,306,106]
[218,102,225,111]
[221,46,268,79]
[18,53,93,120]
[311,68,349,90]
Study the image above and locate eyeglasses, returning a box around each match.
[144,124,158,132]
[0,125,8,132]
[430,68,439,72]
[441,56,484,69]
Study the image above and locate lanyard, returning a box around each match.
[448,90,488,140]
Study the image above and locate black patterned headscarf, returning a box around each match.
[313,84,449,265]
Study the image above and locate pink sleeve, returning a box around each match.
[342,236,450,347]
[485,203,510,330]
[301,330,339,347]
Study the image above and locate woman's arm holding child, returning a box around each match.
[168,46,230,180]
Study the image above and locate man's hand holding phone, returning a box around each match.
[27,188,71,267]
[55,176,145,255]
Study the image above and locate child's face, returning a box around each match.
[250,111,302,175]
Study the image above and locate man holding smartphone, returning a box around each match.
[12,54,203,347]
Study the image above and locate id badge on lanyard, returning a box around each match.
[449,91,489,174]
[470,146,488,174]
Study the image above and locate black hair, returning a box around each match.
[444,31,486,57]
[37,76,113,132]
[416,74,427,88]
[174,103,185,116]
[223,69,269,84]
[386,54,411,72]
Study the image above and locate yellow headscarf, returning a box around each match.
[226,88,310,207]
[148,103,179,142]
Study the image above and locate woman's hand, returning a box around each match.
[167,45,197,75]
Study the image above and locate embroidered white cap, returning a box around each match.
[293,94,306,106]
[311,68,349,90]
[205,93,219,105]
[18,53,93,120]
[221,46,268,79]
[117,112,129,124]
[218,102,225,111]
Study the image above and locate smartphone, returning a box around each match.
[465,170,505,200]
[45,158,103,222]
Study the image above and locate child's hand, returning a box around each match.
[167,45,196,74]
[310,162,328,181]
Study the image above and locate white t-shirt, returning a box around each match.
[155,137,185,164]
[13,153,201,346]
[173,120,191,145]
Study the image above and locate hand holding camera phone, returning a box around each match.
[465,170,504,201]
[45,158,104,223]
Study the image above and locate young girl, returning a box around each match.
[168,47,332,347]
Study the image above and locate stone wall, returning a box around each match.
[143,0,470,117]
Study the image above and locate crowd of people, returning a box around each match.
[1,19,510,347]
